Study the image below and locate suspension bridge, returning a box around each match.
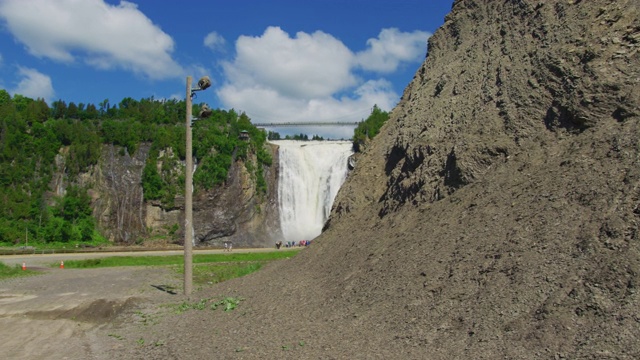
[252,121,360,127]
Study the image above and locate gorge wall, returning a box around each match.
[53,142,281,247]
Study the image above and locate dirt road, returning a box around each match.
[0,264,183,359]
[0,249,281,360]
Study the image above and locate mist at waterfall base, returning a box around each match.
[273,140,353,243]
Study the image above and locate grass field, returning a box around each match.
[58,250,300,268]
[0,249,301,285]
[0,262,37,279]
[55,250,301,285]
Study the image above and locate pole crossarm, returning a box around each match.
[253,121,360,127]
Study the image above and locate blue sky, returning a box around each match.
[0,0,453,138]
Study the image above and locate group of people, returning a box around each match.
[223,241,233,252]
[221,239,311,251]
[275,240,312,249]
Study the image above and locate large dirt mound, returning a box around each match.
[105,1,639,359]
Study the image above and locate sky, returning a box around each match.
[0,0,454,138]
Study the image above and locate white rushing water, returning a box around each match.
[272,140,353,242]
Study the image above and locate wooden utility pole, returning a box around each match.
[184,76,193,296]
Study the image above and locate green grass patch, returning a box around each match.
[191,262,263,285]
[59,250,300,269]
[0,262,38,279]
[172,296,245,314]
[45,249,299,287]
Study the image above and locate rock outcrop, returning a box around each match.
[53,143,280,247]
[71,144,149,244]
[190,145,282,247]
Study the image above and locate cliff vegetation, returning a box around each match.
[0,90,271,246]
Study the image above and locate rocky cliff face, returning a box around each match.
[53,143,279,247]
[190,145,281,248]
[148,1,639,358]
[53,144,150,244]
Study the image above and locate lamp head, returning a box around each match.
[199,104,213,118]
[197,76,211,91]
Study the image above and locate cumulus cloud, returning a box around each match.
[355,28,431,73]
[0,0,182,79]
[204,31,226,51]
[12,67,55,102]
[217,26,423,138]
[223,26,357,99]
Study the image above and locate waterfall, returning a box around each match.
[272,140,353,242]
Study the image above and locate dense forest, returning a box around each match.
[0,90,270,247]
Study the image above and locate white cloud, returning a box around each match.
[223,26,357,99]
[12,67,55,102]
[216,26,428,138]
[204,31,226,51]
[356,28,431,73]
[0,0,183,79]
[218,78,397,139]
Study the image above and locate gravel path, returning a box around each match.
[0,265,182,360]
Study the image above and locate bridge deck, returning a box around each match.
[253,122,359,127]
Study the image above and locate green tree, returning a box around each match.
[352,104,389,152]
[0,89,11,105]
[52,100,67,119]
[85,103,98,119]
[67,102,79,119]
[267,131,281,140]
[142,159,163,200]
[98,99,109,116]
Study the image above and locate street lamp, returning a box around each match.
[184,75,211,296]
